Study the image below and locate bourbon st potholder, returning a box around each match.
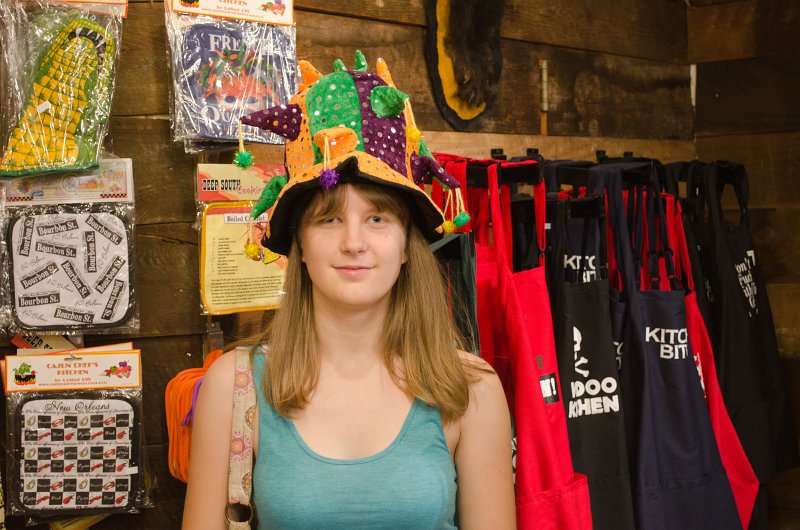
[8,212,132,330]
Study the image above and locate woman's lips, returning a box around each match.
[334,265,372,277]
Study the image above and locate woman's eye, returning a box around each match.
[369,215,385,223]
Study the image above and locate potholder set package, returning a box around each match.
[1,158,138,333]
[0,1,126,178]
[165,1,296,151]
[196,163,287,314]
[3,350,146,520]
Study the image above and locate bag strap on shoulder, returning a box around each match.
[226,346,256,529]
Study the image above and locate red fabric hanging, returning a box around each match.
[672,201,759,528]
[482,163,592,529]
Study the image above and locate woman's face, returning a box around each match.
[298,185,407,313]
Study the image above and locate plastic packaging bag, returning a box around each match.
[194,163,288,315]
[1,158,139,334]
[165,2,296,151]
[3,350,147,520]
[0,1,124,178]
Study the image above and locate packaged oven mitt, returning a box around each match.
[0,14,117,177]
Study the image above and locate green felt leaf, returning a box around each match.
[369,86,408,117]
[354,50,367,71]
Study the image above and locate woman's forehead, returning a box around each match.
[308,184,401,215]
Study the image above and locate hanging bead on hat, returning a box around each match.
[319,133,339,189]
[441,184,470,234]
[452,188,470,227]
[233,120,254,169]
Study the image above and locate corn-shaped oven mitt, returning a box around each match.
[0,16,116,178]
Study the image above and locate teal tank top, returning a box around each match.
[251,353,458,529]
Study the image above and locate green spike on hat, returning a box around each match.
[354,50,368,71]
[333,58,346,72]
[370,86,409,117]
[250,174,288,219]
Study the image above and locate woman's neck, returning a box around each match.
[312,296,388,366]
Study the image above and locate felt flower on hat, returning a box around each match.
[241,50,468,256]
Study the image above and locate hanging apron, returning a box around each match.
[664,161,716,338]
[595,162,741,530]
[670,199,760,528]
[700,162,799,528]
[549,196,636,530]
[484,163,592,529]
[473,166,515,405]
[431,232,481,355]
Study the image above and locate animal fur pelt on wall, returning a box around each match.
[425,0,506,131]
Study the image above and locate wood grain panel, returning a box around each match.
[513,45,691,139]
[695,54,800,136]
[134,223,206,337]
[767,358,800,508]
[108,117,197,225]
[131,0,687,63]
[688,0,742,5]
[768,508,800,530]
[695,132,800,208]
[744,208,800,285]
[115,1,170,119]
[768,284,800,360]
[689,0,800,63]
[116,6,692,139]
[501,0,686,64]
[423,131,694,162]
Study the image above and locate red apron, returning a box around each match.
[483,162,592,529]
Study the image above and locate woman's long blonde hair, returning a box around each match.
[239,181,484,423]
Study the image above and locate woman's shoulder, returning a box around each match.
[456,350,508,422]
[457,349,497,384]
[200,349,238,390]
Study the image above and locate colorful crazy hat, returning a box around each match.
[241,51,468,256]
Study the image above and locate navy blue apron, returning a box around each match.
[594,162,741,530]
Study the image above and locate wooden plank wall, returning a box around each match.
[0,1,697,528]
[689,1,800,527]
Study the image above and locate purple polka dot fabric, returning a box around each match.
[241,103,302,141]
[411,152,460,188]
[351,71,407,177]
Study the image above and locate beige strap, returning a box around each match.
[226,346,256,529]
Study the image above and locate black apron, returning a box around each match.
[664,161,715,341]
[549,196,636,530]
[699,162,799,528]
[595,162,741,530]
[431,232,481,355]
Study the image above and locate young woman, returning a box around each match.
[182,53,516,529]
[182,180,515,529]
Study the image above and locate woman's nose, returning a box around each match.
[339,219,368,254]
